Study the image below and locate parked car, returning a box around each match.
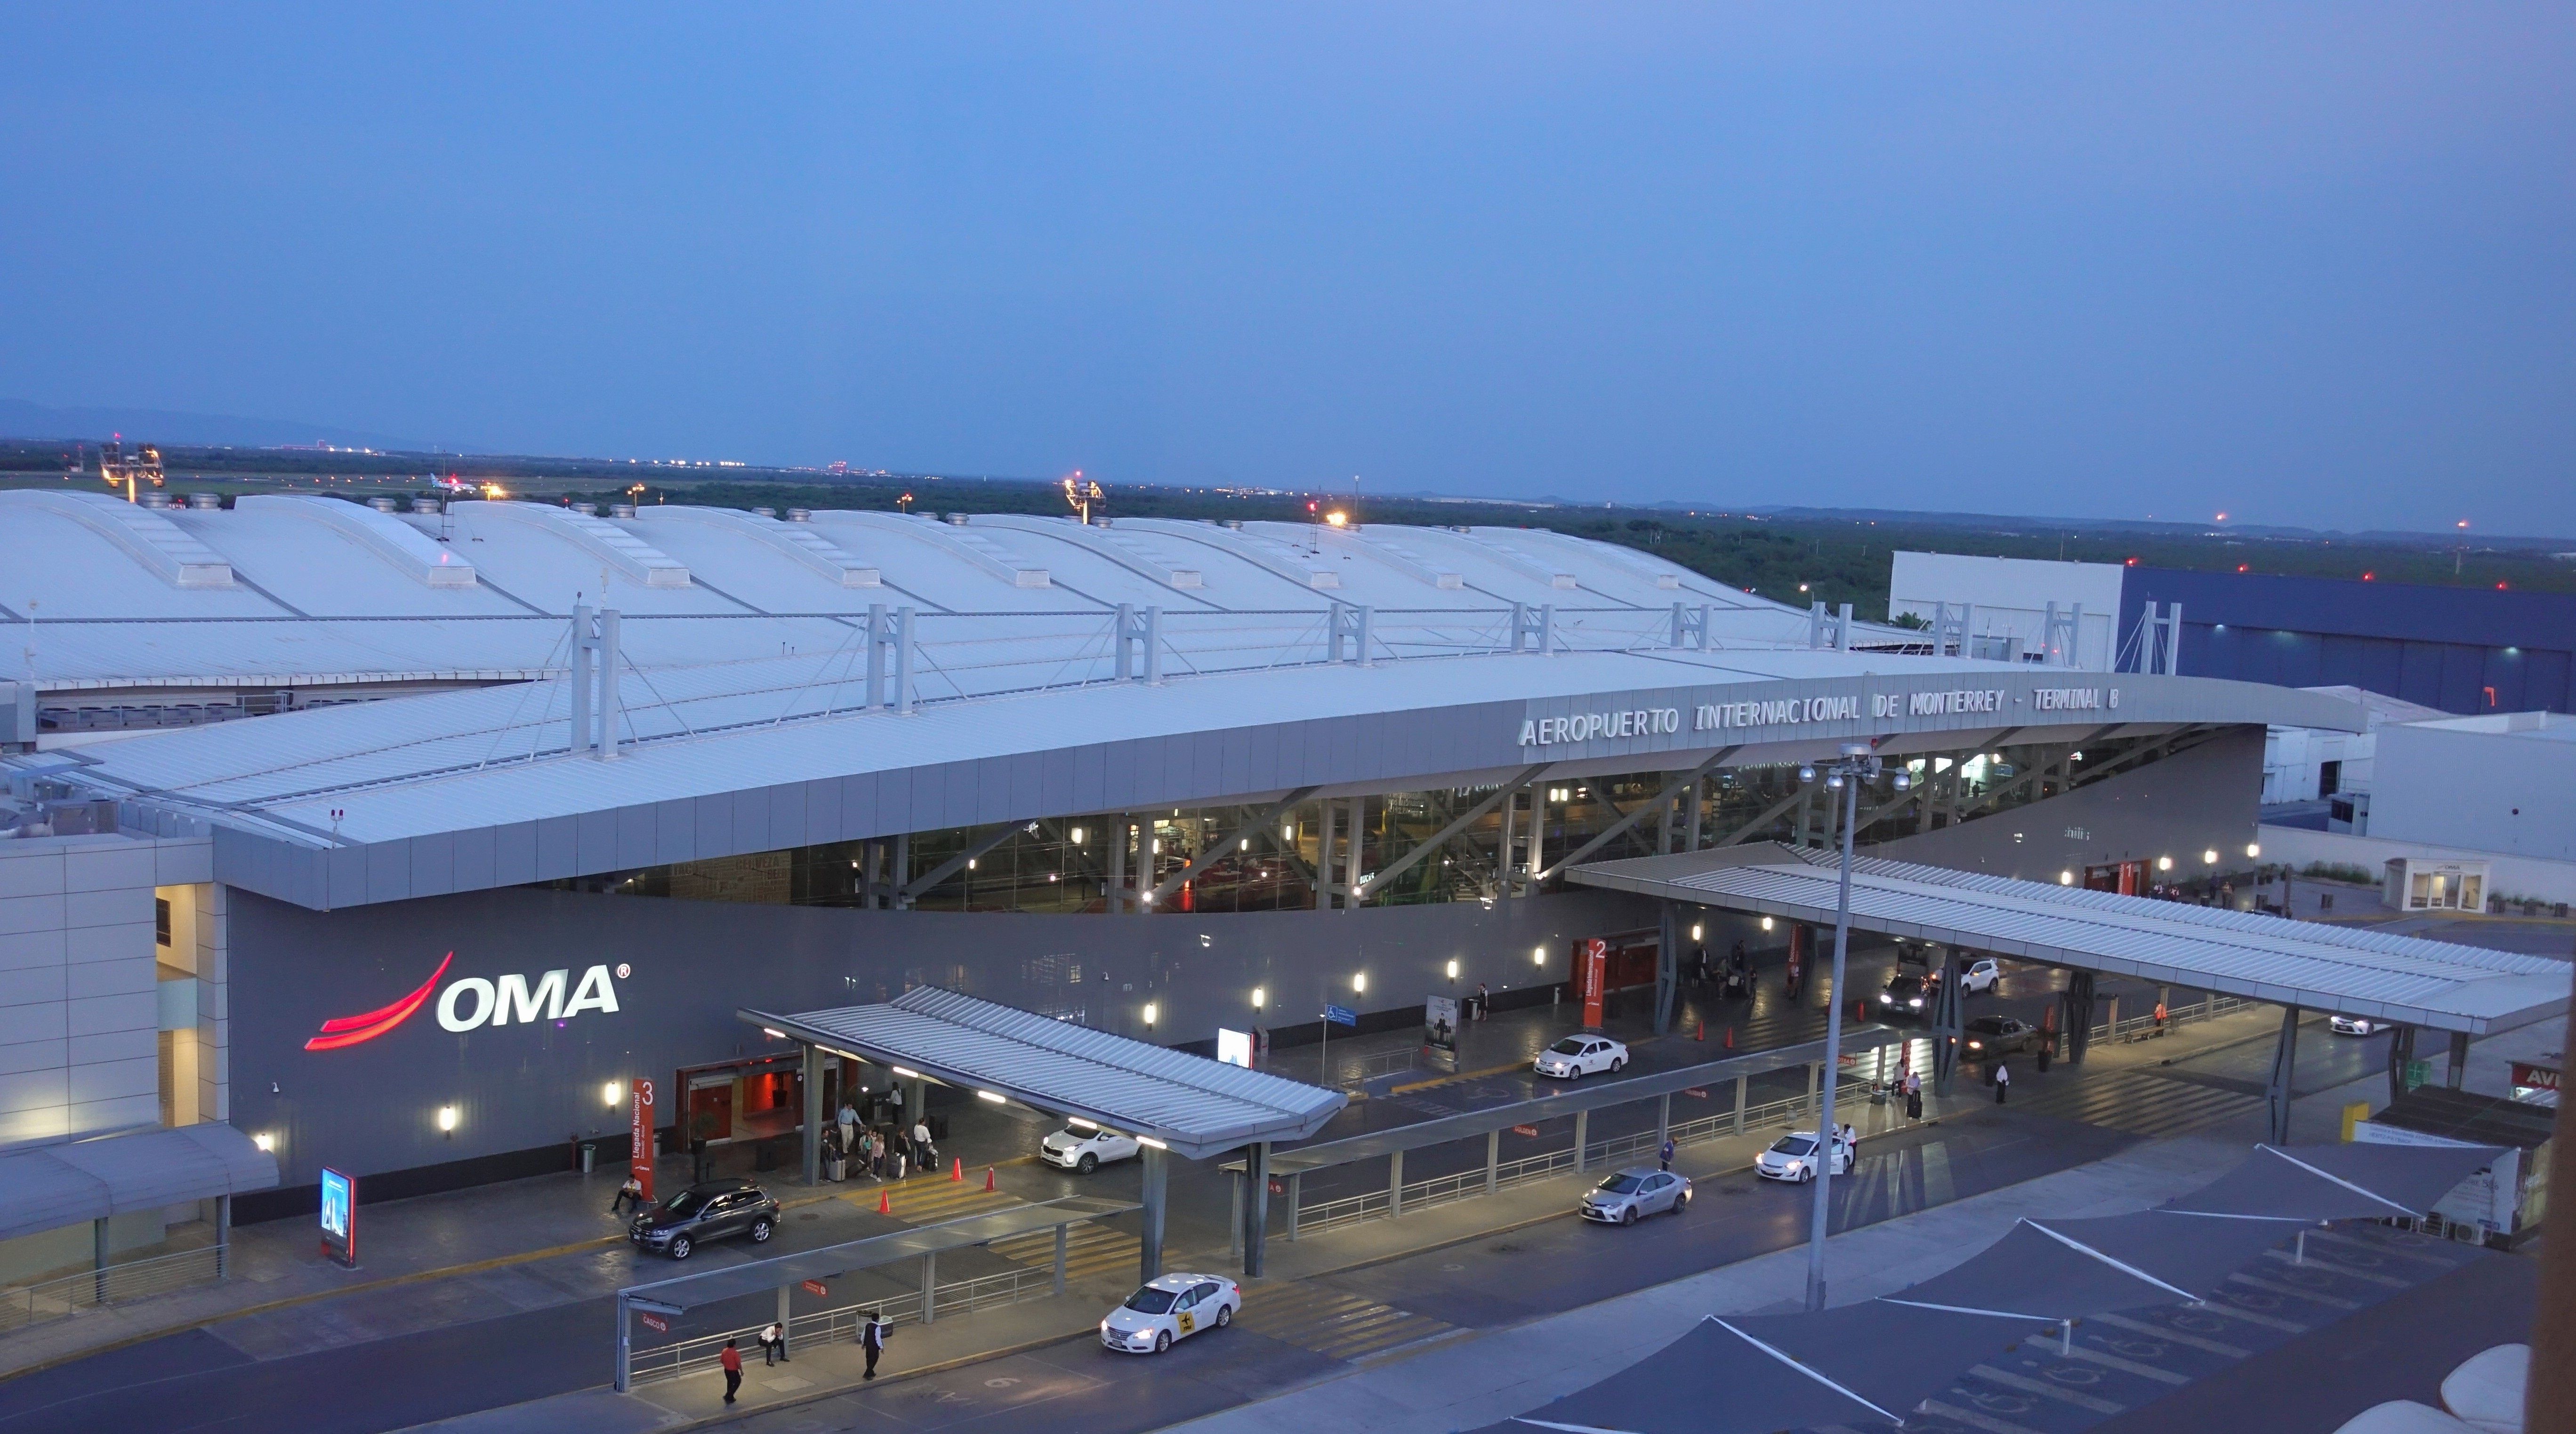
[1042,1121,1142,1173]
[1878,973,1930,1017]
[1535,1035,1628,1080]
[1963,1015,2041,1057]
[1960,958,2003,994]
[2330,1015,2390,1037]
[1100,1273,1241,1354]
[1581,1167,1692,1224]
[629,1178,780,1260]
[1755,1131,1852,1184]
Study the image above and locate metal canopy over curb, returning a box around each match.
[0,1123,278,1243]
[741,986,1345,1160]
[1570,844,2568,1036]
[1248,1028,1907,1176]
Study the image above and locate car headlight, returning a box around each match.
[1968,1040,1982,1049]
[1908,998,1922,1008]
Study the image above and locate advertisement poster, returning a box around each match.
[319,1167,356,1267]
[1216,1028,1254,1068]
[630,1078,657,1204]
[1424,996,1459,1061]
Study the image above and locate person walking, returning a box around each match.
[838,1100,858,1156]
[719,1339,743,1404]
[610,1173,644,1218]
[912,1116,935,1170]
[1904,1071,1923,1122]
[1658,1136,1676,1172]
[2153,1000,2169,1036]
[759,1321,788,1366]
[861,1309,889,1380]
[1476,982,1490,1021]
[1993,1061,2011,1105]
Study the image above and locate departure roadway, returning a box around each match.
[0,945,2401,1434]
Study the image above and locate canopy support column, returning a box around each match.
[2062,970,2096,1065]
[1654,899,1681,1036]
[921,1250,937,1324]
[614,1292,634,1394]
[1138,1145,1167,1285]
[1573,1109,1589,1173]
[777,1284,792,1358]
[1244,1142,1270,1278]
[1931,949,1963,1096]
[1485,1129,1500,1195]
[1388,1148,1404,1218]
[800,1041,823,1187]
[2267,1005,2302,1145]
[2388,1025,2418,1106]
[2446,1030,2470,1089]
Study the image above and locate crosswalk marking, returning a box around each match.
[2010,1068,2260,1138]
[863,1177,1148,1284]
[1234,1282,1455,1361]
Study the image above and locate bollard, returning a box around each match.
[1695,1021,1705,1041]
[1724,1026,1736,1050]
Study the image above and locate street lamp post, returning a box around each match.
[1800,741,1910,1312]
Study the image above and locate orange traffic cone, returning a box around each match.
[951,1157,964,1182]
[1724,1026,1736,1050]
[877,1188,892,1215]
[984,1166,996,1192]
[1695,1020,1705,1041]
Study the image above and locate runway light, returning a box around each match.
[977,1090,1007,1104]
[892,1066,921,1079]
[437,1105,459,1132]
[603,1081,622,1108]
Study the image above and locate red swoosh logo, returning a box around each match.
[305,953,453,1051]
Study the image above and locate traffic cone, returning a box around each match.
[1724,1026,1736,1049]
[984,1166,996,1192]
[951,1157,964,1182]
[1695,1020,1705,1041]
[877,1189,892,1215]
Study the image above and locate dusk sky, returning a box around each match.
[5,5,2570,533]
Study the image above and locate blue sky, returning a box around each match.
[4,5,2570,532]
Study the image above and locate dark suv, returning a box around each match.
[1877,973,1930,1019]
[629,1179,781,1260]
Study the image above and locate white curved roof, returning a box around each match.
[0,496,1896,690]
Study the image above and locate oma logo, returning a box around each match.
[437,966,621,1032]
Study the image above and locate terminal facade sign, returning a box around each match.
[1517,682,2123,749]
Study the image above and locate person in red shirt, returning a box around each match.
[719,1339,743,1404]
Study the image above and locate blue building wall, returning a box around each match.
[2118,567,2576,716]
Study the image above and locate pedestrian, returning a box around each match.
[888,1139,907,1182]
[838,1100,858,1155]
[1839,1123,1856,1158]
[759,1321,788,1366]
[861,1309,889,1380]
[1659,1136,1676,1172]
[913,1116,935,1170]
[610,1173,644,1218]
[2153,1000,2169,1035]
[1993,1061,2011,1105]
[1905,1075,1923,1122]
[719,1339,743,1404]
[1476,982,1490,1020]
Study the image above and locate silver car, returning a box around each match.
[1580,1166,1692,1224]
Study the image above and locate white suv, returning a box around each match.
[1960,959,2003,993]
[1535,1035,1628,1080]
[1041,1122,1141,1173]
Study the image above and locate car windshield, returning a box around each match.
[655,1190,706,1218]
[1123,1287,1179,1314]
[1969,1018,2004,1033]
[1596,1174,1644,1194]
[1055,1127,1089,1140]
[1548,1038,1588,1055]
[1770,1136,1817,1157]
[1885,976,1919,991]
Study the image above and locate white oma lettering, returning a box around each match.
[438,966,621,1032]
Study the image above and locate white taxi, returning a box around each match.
[1535,1035,1628,1080]
[1754,1130,1852,1184]
[1100,1273,1241,1354]
[1042,1120,1142,1173]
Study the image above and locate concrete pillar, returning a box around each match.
[1139,1145,1168,1284]
[2446,1030,2470,1090]
[93,1217,108,1305]
[1388,1148,1405,1218]
[2062,971,2096,1065]
[1654,900,1680,1036]
[1287,1171,1302,1242]
[1245,1142,1270,1278]
[1733,1075,1748,1136]
[1573,1110,1589,1173]
[1485,1129,1500,1195]
[1687,777,1704,851]
[921,1250,938,1324]
[777,1284,793,1357]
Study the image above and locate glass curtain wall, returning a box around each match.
[546,728,2214,912]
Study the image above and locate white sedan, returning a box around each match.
[1042,1121,1141,1173]
[1535,1035,1628,1080]
[2329,1016,2390,1037]
[1755,1131,1852,1184]
[1100,1273,1240,1354]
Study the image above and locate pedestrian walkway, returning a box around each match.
[869,1175,1145,1284]
[1232,1282,1457,1363]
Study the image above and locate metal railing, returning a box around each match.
[1340,1048,1421,1083]
[0,1245,227,1333]
[2094,993,2257,1047]
[1294,1074,1875,1234]
[626,1263,1057,1386]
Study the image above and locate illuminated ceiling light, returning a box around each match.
[2202,849,2220,864]
[1533,945,1546,965]
[1761,916,1775,931]
[1690,924,1703,941]
[1352,973,1367,994]
[761,1027,787,1040]
[1067,1117,1098,1130]
[253,1132,276,1152]
[1251,986,1266,1008]
[977,1090,1007,1104]
[1070,826,1086,844]
[1136,1136,1169,1149]
[1142,1002,1158,1025]
[891,1066,921,1080]
[1445,959,1459,979]
[2157,856,2174,872]
[2246,843,2262,858]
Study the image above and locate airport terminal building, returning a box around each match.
[0,489,2366,1236]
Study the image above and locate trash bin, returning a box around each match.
[578,1141,596,1174]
